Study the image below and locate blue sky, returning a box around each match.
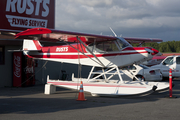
[55,0,180,42]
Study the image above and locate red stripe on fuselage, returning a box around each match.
[25,46,149,59]
[26,51,148,59]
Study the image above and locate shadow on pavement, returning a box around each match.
[0,80,180,114]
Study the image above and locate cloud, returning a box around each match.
[72,0,113,7]
[55,0,180,41]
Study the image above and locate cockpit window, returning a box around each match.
[116,37,132,49]
[88,40,119,53]
[97,41,119,52]
[87,38,131,53]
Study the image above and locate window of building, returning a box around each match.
[0,46,5,65]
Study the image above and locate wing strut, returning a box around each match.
[138,41,145,47]
[76,36,105,67]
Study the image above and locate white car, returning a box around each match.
[94,64,162,81]
[151,56,180,79]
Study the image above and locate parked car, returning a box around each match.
[143,56,166,67]
[94,64,162,81]
[151,55,180,79]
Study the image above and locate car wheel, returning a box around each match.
[133,75,145,81]
[162,77,170,81]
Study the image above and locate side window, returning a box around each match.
[96,42,105,52]
[96,41,119,52]
[0,46,5,65]
[106,41,119,51]
[176,57,180,64]
[87,41,119,53]
[162,57,173,65]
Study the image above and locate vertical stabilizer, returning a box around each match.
[23,39,42,51]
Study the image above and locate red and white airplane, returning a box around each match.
[15,28,169,96]
[15,28,162,68]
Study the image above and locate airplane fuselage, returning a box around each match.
[23,39,157,67]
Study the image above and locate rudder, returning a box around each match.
[23,39,42,51]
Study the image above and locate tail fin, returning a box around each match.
[23,39,42,51]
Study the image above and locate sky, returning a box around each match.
[55,0,180,42]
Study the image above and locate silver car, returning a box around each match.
[94,64,162,81]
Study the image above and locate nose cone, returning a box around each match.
[145,47,160,55]
[151,48,159,55]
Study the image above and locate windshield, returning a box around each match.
[116,37,132,49]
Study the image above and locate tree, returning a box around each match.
[131,40,180,53]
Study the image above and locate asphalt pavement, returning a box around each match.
[1,79,180,120]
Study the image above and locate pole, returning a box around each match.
[169,69,172,98]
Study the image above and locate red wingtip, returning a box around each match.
[15,28,52,39]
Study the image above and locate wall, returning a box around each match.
[0,45,92,87]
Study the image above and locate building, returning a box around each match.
[0,33,91,87]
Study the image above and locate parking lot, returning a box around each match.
[1,79,180,120]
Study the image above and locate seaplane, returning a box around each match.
[15,27,169,97]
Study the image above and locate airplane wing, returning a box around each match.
[15,27,163,43]
[15,28,117,43]
[124,37,162,43]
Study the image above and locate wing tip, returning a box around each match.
[15,28,52,39]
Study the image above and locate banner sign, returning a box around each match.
[0,0,55,32]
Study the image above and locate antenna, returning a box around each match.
[109,27,117,37]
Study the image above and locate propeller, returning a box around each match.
[144,48,153,53]
[145,47,161,56]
